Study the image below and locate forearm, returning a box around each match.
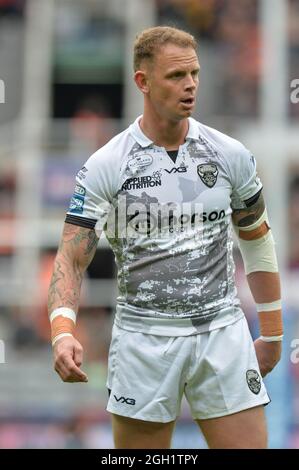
[48,223,99,344]
[246,271,283,339]
[246,271,281,303]
[48,251,84,315]
[232,193,283,340]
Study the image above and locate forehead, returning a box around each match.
[154,44,199,71]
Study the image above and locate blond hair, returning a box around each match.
[134,26,197,71]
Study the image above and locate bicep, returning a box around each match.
[231,190,265,228]
[58,222,100,270]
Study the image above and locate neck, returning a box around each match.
[140,107,189,150]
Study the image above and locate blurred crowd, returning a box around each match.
[0,0,24,17]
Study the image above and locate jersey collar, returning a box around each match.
[129,115,200,148]
[129,116,153,148]
[185,117,200,142]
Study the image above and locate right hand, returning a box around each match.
[53,336,88,383]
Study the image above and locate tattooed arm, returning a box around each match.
[48,223,99,314]
[48,223,99,383]
[232,191,282,377]
[231,189,265,227]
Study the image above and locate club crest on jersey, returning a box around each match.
[246,369,261,395]
[197,163,218,188]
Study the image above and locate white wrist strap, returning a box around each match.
[256,300,282,312]
[49,307,77,323]
[260,335,283,342]
[52,333,73,346]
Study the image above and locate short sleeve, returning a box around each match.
[65,152,114,234]
[230,145,263,210]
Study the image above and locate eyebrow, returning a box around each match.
[166,67,200,77]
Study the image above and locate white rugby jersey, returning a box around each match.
[66,116,262,336]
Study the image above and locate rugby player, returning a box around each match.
[48,26,283,449]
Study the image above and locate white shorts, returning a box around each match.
[106,317,270,423]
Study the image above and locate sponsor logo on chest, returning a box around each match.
[122,172,162,190]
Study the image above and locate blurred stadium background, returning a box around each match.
[0,0,298,449]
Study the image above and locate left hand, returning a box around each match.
[254,338,282,377]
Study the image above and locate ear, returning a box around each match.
[134,70,150,94]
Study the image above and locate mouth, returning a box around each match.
[180,97,195,108]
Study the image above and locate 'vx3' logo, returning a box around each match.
[114,395,136,405]
[164,167,187,174]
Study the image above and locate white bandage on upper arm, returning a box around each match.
[233,209,279,275]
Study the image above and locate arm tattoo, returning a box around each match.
[48,224,98,314]
[232,192,265,228]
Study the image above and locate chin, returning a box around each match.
[170,110,193,121]
[181,110,193,118]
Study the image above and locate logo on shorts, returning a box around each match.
[246,369,261,395]
[197,163,218,188]
[114,395,136,406]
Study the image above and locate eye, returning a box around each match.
[171,72,183,79]
[167,70,185,79]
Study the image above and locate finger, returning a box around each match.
[56,360,87,383]
[55,354,88,382]
[74,345,83,368]
[55,361,72,382]
[54,349,88,382]
[61,355,88,382]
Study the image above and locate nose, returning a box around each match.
[184,74,198,91]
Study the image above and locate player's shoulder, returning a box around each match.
[191,118,249,160]
[88,126,135,168]
[192,119,259,191]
